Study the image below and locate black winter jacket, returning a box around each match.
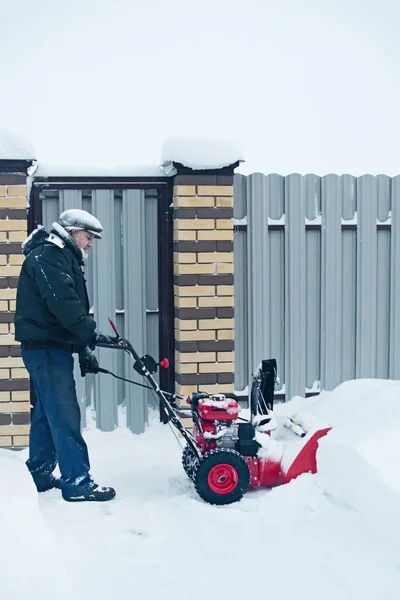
[15,223,96,349]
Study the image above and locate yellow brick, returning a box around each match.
[217,330,234,340]
[0,424,30,435]
[7,185,27,197]
[11,391,30,401]
[174,219,214,230]
[197,186,233,196]
[0,197,27,208]
[198,252,233,263]
[199,384,235,395]
[198,296,234,308]
[3,349,18,366]
[199,319,234,330]
[217,285,234,296]
[0,335,18,346]
[0,300,8,310]
[11,368,29,379]
[9,300,16,310]
[0,369,10,379]
[0,266,21,277]
[176,383,198,397]
[0,401,30,412]
[174,196,214,208]
[12,435,30,447]
[0,436,12,447]
[174,297,197,309]
[216,219,233,230]
[9,323,14,334]
[175,362,197,374]
[199,362,234,373]
[8,231,27,242]
[174,252,196,264]
[216,196,234,207]
[0,391,10,402]
[176,329,216,342]
[218,351,235,362]
[174,263,215,275]
[173,229,196,241]
[174,318,197,331]
[0,220,28,231]
[0,324,8,334]
[8,255,24,265]
[217,263,234,274]
[173,185,196,196]
[176,351,216,364]
[0,186,6,197]
[0,256,6,265]
[197,230,234,241]
[0,232,6,241]
[0,288,17,300]
[175,285,215,297]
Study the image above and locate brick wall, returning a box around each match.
[0,176,31,448]
[173,174,235,407]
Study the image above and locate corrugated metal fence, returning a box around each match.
[40,188,160,432]
[234,173,400,402]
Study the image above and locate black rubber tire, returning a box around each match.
[193,449,250,505]
[182,444,198,480]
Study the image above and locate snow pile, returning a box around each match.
[34,164,165,178]
[0,127,36,160]
[2,381,400,600]
[161,137,243,170]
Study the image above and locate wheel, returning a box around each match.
[182,444,199,480]
[193,449,250,505]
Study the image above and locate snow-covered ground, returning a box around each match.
[2,379,400,600]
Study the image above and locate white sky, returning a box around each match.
[1,0,400,175]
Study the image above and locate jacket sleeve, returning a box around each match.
[32,249,96,345]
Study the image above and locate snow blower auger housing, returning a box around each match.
[97,319,332,506]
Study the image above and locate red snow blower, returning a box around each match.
[97,319,332,506]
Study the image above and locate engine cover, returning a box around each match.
[197,395,240,422]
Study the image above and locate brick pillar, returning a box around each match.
[172,166,237,405]
[0,160,34,448]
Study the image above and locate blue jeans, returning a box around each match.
[22,348,93,497]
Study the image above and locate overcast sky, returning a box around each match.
[1,0,400,175]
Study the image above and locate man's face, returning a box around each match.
[71,230,94,260]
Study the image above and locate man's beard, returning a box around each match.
[81,248,89,261]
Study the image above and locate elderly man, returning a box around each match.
[15,209,116,502]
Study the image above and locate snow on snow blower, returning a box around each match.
[97,319,332,506]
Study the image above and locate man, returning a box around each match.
[15,209,116,502]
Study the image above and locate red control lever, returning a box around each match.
[160,358,169,368]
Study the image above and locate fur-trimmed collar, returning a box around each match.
[51,222,84,263]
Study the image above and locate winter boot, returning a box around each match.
[62,483,116,503]
[34,472,62,493]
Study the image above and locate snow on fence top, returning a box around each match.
[34,164,166,178]
[161,137,244,170]
[0,127,36,160]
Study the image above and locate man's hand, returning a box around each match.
[79,347,100,377]
[92,331,116,346]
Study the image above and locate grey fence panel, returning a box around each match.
[123,189,148,433]
[284,175,307,401]
[356,176,379,378]
[320,175,343,391]
[233,174,247,391]
[234,172,400,403]
[91,190,118,431]
[247,174,271,381]
[390,177,400,379]
[268,175,285,391]
[144,194,159,409]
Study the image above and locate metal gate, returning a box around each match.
[30,179,174,433]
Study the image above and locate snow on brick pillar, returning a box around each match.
[170,164,240,407]
[0,145,35,449]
